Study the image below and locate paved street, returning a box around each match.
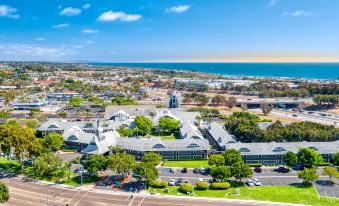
[0,177,301,206]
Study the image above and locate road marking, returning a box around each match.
[10,191,65,205]
[137,195,147,206]
[74,190,89,206]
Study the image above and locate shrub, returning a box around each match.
[196,181,208,190]
[180,183,194,194]
[246,163,262,167]
[151,181,168,188]
[210,182,230,190]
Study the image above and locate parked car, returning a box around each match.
[200,167,206,174]
[168,179,175,186]
[205,168,211,174]
[253,178,262,186]
[246,179,255,186]
[193,168,199,174]
[184,180,189,183]
[198,178,204,182]
[170,168,175,173]
[276,166,289,173]
[254,167,262,173]
[292,114,298,117]
[176,178,183,186]
[181,168,188,173]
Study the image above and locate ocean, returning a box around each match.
[89,63,339,80]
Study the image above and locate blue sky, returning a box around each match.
[0,0,339,62]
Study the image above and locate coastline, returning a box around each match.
[88,62,339,81]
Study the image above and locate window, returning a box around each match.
[152,143,166,149]
[309,147,318,151]
[67,135,78,141]
[239,148,250,152]
[186,143,200,148]
[48,124,59,129]
[273,147,286,152]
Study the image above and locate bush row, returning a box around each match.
[151,181,168,188]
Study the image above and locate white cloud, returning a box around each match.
[82,4,91,9]
[165,5,191,13]
[86,40,94,44]
[0,43,78,60]
[98,11,142,22]
[282,10,312,17]
[82,29,99,34]
[52,23,70,28]
[269,0,278,6]
[0,5,20,19]
[60,7,81,16]
[35,37,45,41]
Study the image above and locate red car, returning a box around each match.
[254,167,262,173]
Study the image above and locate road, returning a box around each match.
[1,177,300,206]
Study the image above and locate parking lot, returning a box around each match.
[158,166,339,198]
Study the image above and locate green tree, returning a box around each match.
[331,152,339,167]
[57,112,67,118]
[298,168,319,186]
[25,119,39,129]
[11,126,36,171]
[142,152,162,165]
[68,97,84,107]
[43,132,64,151]
[107,152,136,177]
[117,125,134,137]
[211,95,226,105]
[210,166,231,182]
[33,152,63,177]
[223,148,242,166]
[0,111,10,122]
[28,138,45,157]
[283,151,298,167]
[261,103,274,115]
[0,182,9,203]
[208,154,225,167]
[134,116,153,136]
[322,166,339,183]
[158,117,180,134]
[231,163,253,182]
[133,162,159,183]
[84,154,107,174]
[298,148,323,168]
[226,97,237,109]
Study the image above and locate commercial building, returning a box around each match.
[205,122,338,165]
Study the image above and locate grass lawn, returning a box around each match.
[0,157,20,173]
[163,160,209,168]
[149,185,339,206]
[0,157,97,186]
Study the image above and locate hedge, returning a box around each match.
[196,181,209,190]
[210,182,230,190]
[246,163,262,167]
[180,183,194,193]
[151,181,168,188]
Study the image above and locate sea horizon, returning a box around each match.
[88,62,339,80]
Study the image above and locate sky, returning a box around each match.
[0,0,339,62]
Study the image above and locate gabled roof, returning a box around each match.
[226,141,339,155]
[82,131,120,154]
[206,122,236,147]
[179,120,203,139]
[153,109,181,125]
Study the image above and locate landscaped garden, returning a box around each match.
[149,184,339,206]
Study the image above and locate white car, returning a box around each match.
[246,179,255,186]
[253,178,262,186]
[198,178,204,182]
[168,179,175,186]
